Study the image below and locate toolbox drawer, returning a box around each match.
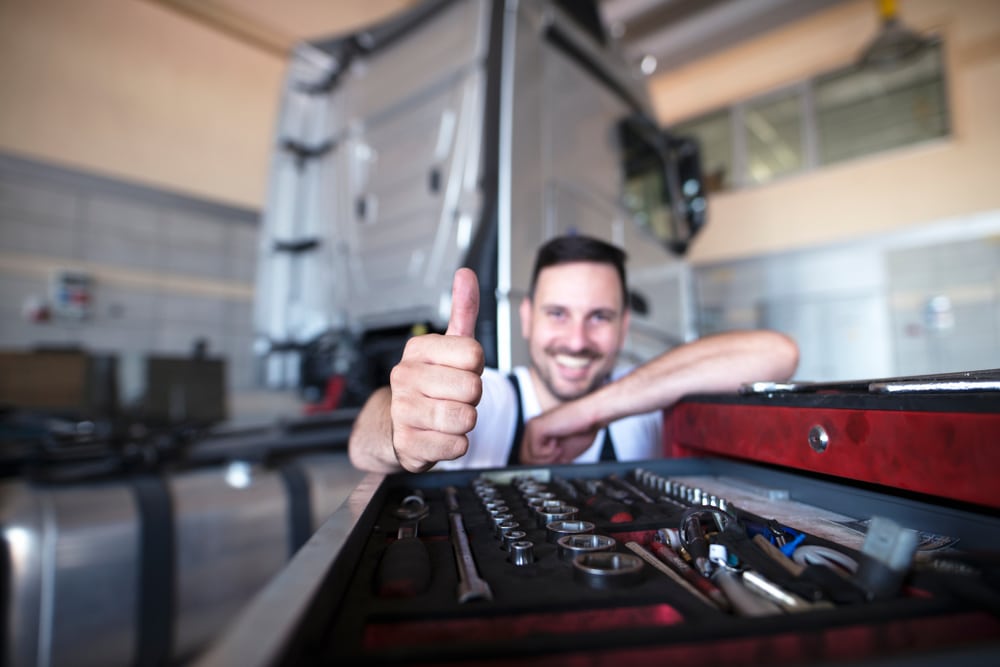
[196,456,1000,666]
[665,388,1000,509]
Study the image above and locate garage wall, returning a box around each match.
[0,153,261,394]
[648,0,1000,263]
[0,0,286,409]
[0,0,284,209]
[646,0,1000,379]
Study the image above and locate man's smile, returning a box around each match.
[553,353,593,370]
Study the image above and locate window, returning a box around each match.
[673,110,732,193]
[672,41,948,191]
[816,43,948,165]
[745,87,805,184]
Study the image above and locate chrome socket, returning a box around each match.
[510,540,534,567]
[546,519,595,543]
[536,504,578,528]
[557,533,616,562]
[572,551,644,589]
[503,529,527,551]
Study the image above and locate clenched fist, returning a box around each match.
[389,268,485,471]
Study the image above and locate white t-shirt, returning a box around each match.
[433,365,663,471]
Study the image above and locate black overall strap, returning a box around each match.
[506,373,617,464]
[506,374,526,465]
[599,426,618,462]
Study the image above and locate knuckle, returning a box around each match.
[461,373,483,404]
[389,363,410,390]
[435,401,477,434]
[439,434,470,461]
[466,342,486,373]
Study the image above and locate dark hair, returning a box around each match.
[529,235,628,304]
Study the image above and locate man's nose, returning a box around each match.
[564,318,590,350]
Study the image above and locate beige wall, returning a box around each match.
[649,0,1000,264]
[3,0,997,253]
[0,0,286,209]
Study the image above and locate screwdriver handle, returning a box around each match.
[582,494,634,523]
[375,536,431,598]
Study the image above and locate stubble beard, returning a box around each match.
[531,346,613,403]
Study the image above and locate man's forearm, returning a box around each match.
[583,330,798,426]
[347,387,403,473]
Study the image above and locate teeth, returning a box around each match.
[555,354,590,369]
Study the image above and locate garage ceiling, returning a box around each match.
[147,0,851,73]
[145,0,422,56]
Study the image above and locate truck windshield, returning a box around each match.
[618,117,706,255]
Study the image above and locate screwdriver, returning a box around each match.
[571,479,634,523]
[375,492,431,598]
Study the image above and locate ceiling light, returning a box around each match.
[858,0,930,69]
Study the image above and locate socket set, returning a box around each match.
[310,458,1000,666]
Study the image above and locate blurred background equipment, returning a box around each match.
[253,0,707,410]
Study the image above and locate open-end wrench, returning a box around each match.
[375,491,431,597]
[445,486,494,603]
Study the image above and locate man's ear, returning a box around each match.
[519,296,532,339]
[620,308,631,347]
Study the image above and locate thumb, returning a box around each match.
[445,267,479,337]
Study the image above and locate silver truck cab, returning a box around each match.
[255,0,706,405]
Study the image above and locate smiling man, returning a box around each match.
[348,235,799,473]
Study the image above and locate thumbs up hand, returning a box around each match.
[388,268,485,472]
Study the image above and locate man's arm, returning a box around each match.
[347,386,397,472]
[521,330,799,464]
[347,268,484,473]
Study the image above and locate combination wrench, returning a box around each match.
[445,485,494,603]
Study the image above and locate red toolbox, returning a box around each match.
[666,371,1000,510]
[196,373,1000,666]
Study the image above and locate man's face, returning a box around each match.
[520,261,629,408]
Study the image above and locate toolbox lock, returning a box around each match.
[807,425,830,453]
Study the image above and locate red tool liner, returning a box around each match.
[664,402,1000,509]
[362,603,684,649]
[404,611,1000,667]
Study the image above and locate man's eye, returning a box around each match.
[591,312,613,323]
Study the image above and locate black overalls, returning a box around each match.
[505,373,616,465]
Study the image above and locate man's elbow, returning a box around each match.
[767,331,799,380]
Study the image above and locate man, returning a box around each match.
[348,235,798,473]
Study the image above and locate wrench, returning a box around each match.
[445,486,494,603]
[375,492,431,597]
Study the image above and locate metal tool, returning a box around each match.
[741,569,814,612]
[510,540,534,566]
[711,567,782,617]
[492,512,514,537]
[546,519,595,544]
[650,538,731,612]
[503,529,527,551]
[374,491,431,598]
[572,551,644,589]
[536,504,578,528]
[557,533,616,562]
[497,520,519,542]
[679,507,739,576]
[445,486,494,603]
[792,544,858,574]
